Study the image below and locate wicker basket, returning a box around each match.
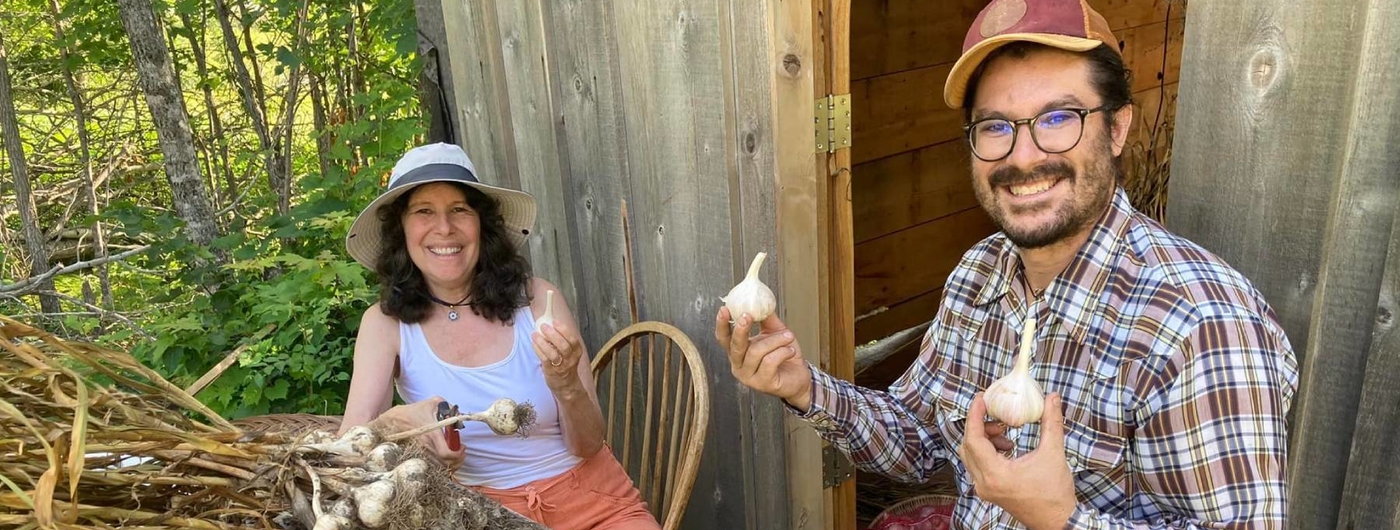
[868,493,956,530]
[232,413,343,435]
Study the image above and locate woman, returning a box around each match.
[340,143,659,530]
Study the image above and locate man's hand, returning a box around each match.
[960,392,1076,530]
[370,397,466,469]
[713,307,814,411]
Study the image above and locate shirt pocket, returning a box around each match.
[1061,417,1126,476]
[931,372,976,452]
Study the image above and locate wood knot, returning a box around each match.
[1249,49,1278,91]
[1378,307,1394,327]
[744,131,758,154]
[782,54,802,77]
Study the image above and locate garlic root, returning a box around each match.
[721,252,777,322]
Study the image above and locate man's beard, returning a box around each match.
[974,140,1119,250]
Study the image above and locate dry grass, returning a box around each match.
[0,314,544,530]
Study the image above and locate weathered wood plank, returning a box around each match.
[725,0,810,526]
[432,0,519,188]
[540,0,633,350]
[852,140,977,244]
[854,207,997,316]
[1320,0,1400,527]
[610,0,754,527]
[493,0,578,303]
[1167,1,1398,529]
[1337,198,1400,528]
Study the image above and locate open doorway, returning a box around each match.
[844,1,1186,527]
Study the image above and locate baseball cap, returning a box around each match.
[944,0,1120,108]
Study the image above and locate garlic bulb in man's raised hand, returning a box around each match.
[537,290,556,328]
[983,314,1044,427]
[722,252,777,322]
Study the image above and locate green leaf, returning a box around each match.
[265,379,290,401]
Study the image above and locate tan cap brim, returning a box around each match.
[943,33,1103,109]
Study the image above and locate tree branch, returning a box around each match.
[25,290,156,340]
[0,245,152,295]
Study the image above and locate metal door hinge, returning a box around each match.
[823,444,855,488]
[815,94,852,154]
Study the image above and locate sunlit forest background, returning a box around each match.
[0,0,428,418]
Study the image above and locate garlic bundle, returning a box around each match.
[721,252,777,322]
[983,314,1044,427]
[537,290,556,328]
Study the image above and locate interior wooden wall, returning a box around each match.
[1168,0,1400,528]
[849,0,1187,359]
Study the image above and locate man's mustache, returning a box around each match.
[988,161,1074,188]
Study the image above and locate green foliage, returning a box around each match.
[127,206,377,418]
[0,0,428,418]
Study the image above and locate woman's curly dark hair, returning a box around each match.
[374,182,532,324]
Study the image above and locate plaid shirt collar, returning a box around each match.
[972,187,1137,346]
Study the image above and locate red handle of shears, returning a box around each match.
[437,401,462,451]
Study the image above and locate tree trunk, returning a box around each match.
[177,10,238,209]
[49,0,112,308]
[211,0,290,215]
[309,71,332,179]
[0,33,62,314]
[115,0,222,250]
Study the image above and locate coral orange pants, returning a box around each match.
[473,449,660,530]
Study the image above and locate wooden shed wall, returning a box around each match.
[1168,0,1400,528]
[413,0,825,528]
[849,0,1187,348]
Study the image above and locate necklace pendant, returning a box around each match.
[448,309,459,321]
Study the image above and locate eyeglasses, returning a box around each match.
[963,105,1113,162]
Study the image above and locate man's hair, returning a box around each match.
[962,42,1133,123]
[374,182,532,324]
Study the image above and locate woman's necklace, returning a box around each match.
[426,292,471,321]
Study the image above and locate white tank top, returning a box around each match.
[394,306,582,488]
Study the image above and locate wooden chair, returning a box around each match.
[591,321,710,530]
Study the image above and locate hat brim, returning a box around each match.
[943,34,1103,109]
[345,178,537,270]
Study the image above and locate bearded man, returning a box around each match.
[715,0,1298,528]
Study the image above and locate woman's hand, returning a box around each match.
[532,322,586,392]
[370,397,466,469]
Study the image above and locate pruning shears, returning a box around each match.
[436,400,463,452]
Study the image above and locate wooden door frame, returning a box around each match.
[768,0,853,526]
[814,0,855,528]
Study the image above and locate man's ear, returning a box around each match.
[1110,104,1134,157]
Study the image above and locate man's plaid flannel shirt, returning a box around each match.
[797,189,1299,529]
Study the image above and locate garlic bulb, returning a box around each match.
[984,314,1044,427]
[721,252,777,322]
[537,290,556,328]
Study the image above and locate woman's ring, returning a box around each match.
[550,358,563,367]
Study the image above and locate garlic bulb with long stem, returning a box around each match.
[984,313,1044,428]
[722,252,777,322]
[537,290,556,328]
